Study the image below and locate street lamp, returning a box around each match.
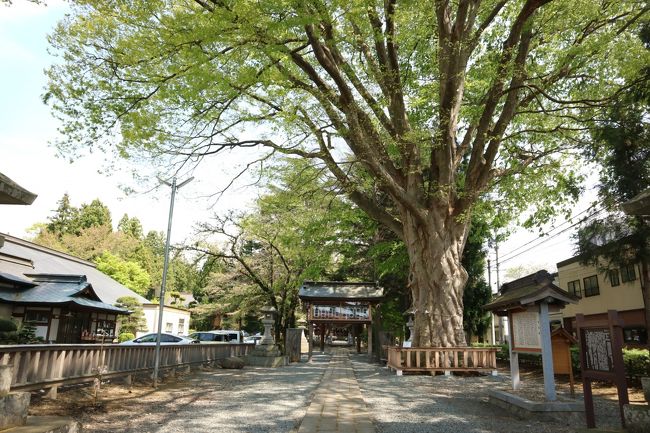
[153,176,193,388]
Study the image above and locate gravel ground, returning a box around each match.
[350,353,625,433]
[33,355,329,433]
[31,351,636,433]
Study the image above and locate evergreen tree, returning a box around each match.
[575,24,650,330]
[46,193,79,237]
[115,296,148,335]
[462,220,492,342]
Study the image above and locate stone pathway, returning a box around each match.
[298,349,375,433]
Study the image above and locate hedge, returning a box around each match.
[472,342,650,381]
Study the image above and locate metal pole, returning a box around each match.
[153,176,193,388]
[488,258,496,345]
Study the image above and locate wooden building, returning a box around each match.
[299,281,383,357]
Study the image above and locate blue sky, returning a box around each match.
[0,1,255,244]
[0,1,596,288]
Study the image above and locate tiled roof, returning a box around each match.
[0,233,149,305]
[299,281,383,301]
[0,275,127,314]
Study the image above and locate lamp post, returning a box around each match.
[153,176,193,388]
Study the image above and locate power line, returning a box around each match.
[498,206,606,265]
[498,206,596,261]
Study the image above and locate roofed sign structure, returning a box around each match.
[484,270,579,401]
[299,281,383,358]
[0,172,37,205]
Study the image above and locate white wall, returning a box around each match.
[140,304,191,337]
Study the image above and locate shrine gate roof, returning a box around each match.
[298,281,383,302]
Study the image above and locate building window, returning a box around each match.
[567,280,582,297]
[621,264,637,283]
[178,318,185,335]
[583,275,600,297]
[24,310,50,325]
[623,327,647,344]
[608,269,620,287]
[165,322,173,333]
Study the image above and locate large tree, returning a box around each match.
[46,0,649,346]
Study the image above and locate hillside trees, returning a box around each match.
[33,195,205,300]
[46,0,649,346]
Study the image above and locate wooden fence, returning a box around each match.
[0,343,253,392]
[386,346,499,376]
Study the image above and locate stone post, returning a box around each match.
[0,364,12,396]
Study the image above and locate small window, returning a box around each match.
[621,264,637,283]
[623,327,647,344]
[165,322,173,333]
[24,310,50,325]
[584,275,600,297]
[608,269,620,287]
[567,280,582,297]
[178,318,185,335]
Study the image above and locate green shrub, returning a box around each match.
[16,321,38,344]
[569,346,648,381]
[470,342,509,361]
[118,332,135,343]
[0,318,17,332]
[623,348,650,380]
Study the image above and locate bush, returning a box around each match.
[0,318,18,344]
[118,332,135,343]
[623,348,650,380]
[0,318,17,332]
[471,342,509,361]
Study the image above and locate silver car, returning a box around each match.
[120,333,199,345]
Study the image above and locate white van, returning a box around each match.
[188,330,243,343]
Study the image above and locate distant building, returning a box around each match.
[141,304,190,337]
[0,233,133,343]
[0,233,191,342]
[556,255,646,346]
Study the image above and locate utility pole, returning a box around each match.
[488,258,495,345]
[153,176,193,388]
[494,239,504,343]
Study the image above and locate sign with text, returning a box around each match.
[583,328,614,372]
[576,311,628,429]
[511,310,541,352]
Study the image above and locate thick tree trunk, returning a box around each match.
[404,212,470,347]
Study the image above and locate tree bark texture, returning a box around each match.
[404,211,470,347]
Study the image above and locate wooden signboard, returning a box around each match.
[551,328,576,395]
[510,310,542,353]
[576,310,629,428]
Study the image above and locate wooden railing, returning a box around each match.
[0,343,253,392]
[386,346,498,376]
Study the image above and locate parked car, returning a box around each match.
[120,333,199,345]
[243,334,263,345]
[187,330,244,343]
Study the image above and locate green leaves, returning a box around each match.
[96,251,151,296]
